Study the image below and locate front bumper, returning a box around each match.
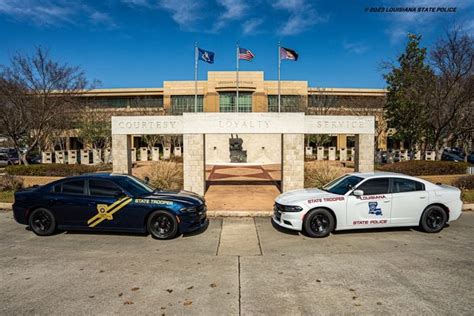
[178,205,208,233]
[272,206,304,231]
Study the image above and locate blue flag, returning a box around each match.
[198,48,215,64]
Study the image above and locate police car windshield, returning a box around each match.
[322,175,363,195]
[115,175,154,197]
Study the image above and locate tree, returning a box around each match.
[427,28,474,159]
[77,103,112,150]
[383,33,434,154]
[0,47,93,164]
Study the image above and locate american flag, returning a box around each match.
[239,47,255,61]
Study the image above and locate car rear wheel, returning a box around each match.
[29,208,56,236]
[420,205,447,233]
[147,210,178,240]
[303,209,335,238]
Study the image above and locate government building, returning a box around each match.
[62,71,388,165]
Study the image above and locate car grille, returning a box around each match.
[274,203,284,221]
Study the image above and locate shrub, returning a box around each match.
[453,175,474,190]
[378,161,469,176]
[305,162,346,188]
[0,175,23,191]
[5,164,112,177]
[146,161,183,190]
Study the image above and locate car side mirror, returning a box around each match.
[353,190,364,197]
[144,176,150,184]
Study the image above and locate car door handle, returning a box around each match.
[419,196,426,199]
[383,200,390,203]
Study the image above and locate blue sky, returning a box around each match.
[0,0,472,89]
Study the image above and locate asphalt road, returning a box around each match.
[1,210,473,315]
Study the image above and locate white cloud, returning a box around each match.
[272,0,328,36]
[343,41,369,54]
[383,0,474,43]
[158,0,204,30]
[242,18,264,35]
[212,0,250,32]
[0,0,116,28]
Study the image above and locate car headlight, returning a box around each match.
[283,205,303,212]
[180,207,197,213]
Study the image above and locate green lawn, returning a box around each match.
[0,190,14,203]
[463,190,474,203]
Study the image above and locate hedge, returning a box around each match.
[453,175,474,190]
[377,161,469,176]
[5,164,112,177]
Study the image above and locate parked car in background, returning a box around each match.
[467,152,474,164]
[273,172,463,238]
[0,148,20,165]
[441,151,464,162]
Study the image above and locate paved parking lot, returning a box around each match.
[1,210,473,315]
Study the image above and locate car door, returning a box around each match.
[389,178,428,225]
[346,178,392,228]
[86,179,133,230]
[47,179,90,227]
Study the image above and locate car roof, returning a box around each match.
[53,173,130,181]
[349,171,417,179]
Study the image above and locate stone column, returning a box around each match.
[354,134,374,172]
[112,134,132,174]
[183,134,205,196]
[282,134,304,192]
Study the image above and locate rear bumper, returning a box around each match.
[12,203,28,225]
[448,200,463,222]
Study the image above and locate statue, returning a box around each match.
[229,134,247,163]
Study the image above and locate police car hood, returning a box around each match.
[276,188,338,204]
[143,190,204,206]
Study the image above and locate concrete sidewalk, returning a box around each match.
[1,212,473,314]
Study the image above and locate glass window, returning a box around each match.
[356,178,389,195]
[130,96,163,108]
[170,95,203,115]
[268,95,304,112]
[322,175,363,195]
[61,180,85,195]
[391,178,424,193]
[115,175,154,197]
[219,92,252,112]
[88,97,130,108]
[89,180,123,198]
[51,184,61,193]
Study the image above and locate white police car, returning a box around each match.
[273,172,463,237]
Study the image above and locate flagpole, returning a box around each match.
[236,41,239,112]
[194,42,198,113]
[278,41,281,113]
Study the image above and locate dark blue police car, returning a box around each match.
[12,173,207,239]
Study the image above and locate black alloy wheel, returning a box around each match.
[420,206,447,233]
[147,210,178,239]
[28,208,56,236]
[304,209,335,238]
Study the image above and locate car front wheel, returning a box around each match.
[147,210,179,239]
[420,205,447,233]
[303,208,335,238]
[29,208,56,236]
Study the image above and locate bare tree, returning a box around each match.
[427,28,474,159]
[0,47,95,164]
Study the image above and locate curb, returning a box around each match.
[0,202,12,209]
[207,210,273,217]
[1,203,473,214]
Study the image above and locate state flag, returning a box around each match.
[280,47,298,61]
[198,48,215,64]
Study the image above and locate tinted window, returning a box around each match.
[115,176,154,197]
[89,180,123,198]
[392,178,424,193]
[357,178,389,195]
[61,180,85,195]
[323,175,363,195]
[51,185,61,193]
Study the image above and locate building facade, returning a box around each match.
[64,71,387,164]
